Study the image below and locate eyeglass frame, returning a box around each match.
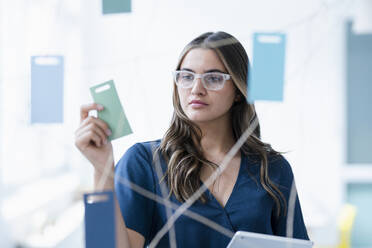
[172,70,231,91]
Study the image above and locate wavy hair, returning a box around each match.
[157,32,286,217]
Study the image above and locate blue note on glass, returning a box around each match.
[84,191,116,248]
[346,21,372,164]
[31,56,64,123]
[248,33,286,102]
[102,0,131,14]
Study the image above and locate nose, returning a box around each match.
[190,77,206,96]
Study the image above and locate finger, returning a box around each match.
[75,131,93,149]
[76,129,103,148]
[76,122,107,145]
[80,116,112,137]
[88,123,108,145]
[80,103,104,123]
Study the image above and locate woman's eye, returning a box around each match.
[181,74,194,80]
[206,75,222,83]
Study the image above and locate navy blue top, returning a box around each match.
[114,140,309,247]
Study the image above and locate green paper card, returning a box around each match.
[90,80,132,141]
[102,0,131,14]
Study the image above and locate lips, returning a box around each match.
[189,100,208,105]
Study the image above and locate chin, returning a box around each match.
[186,113,214,124]
[185,108,231,125]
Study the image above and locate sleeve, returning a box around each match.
[114,143,156,240]
[270,155,310,240]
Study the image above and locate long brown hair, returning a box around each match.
[157,32,286,217]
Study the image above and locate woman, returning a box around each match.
[75,31,309,247]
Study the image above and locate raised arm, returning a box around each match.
[75,103,145,248]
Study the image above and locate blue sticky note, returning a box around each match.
[84,191,116,248]
[102,0,131,14]
[31,56,64,123]
[248,33,286,102]
[346,21,372,164]
[347,183,372,246]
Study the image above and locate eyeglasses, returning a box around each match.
[172,70,231,91]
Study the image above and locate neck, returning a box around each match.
[196,115,235,157]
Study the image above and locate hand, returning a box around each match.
[75,103,114,172]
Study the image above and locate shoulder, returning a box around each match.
[245,152,293,173]
[124,139,161,158]
[115,139,162,176]
[118,139,161,163]
[267,154,295,190]
[245,153,294,188]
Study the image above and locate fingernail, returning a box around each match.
[106,129,112,136]
[97,104,104,110]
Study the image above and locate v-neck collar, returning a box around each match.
[202,154,245,210]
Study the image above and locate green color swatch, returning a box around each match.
[90,80,132,141]
[102,0,131,14]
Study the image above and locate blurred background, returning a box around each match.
[0,0,371,247]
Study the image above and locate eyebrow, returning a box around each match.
[180,68,227,74]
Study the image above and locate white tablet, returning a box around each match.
[227,231,313,248]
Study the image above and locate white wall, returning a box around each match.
[0,0,13,246]
[0,0,85,246]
